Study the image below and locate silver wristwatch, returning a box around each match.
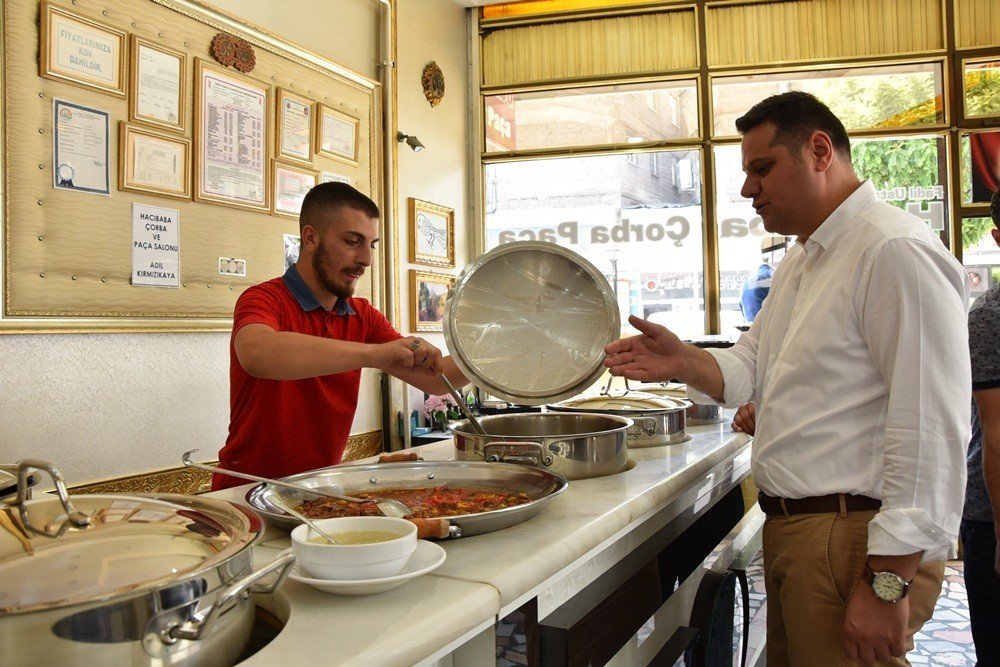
[862,565,911,604]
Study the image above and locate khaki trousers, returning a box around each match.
[763,509,945,666]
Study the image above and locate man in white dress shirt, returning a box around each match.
[605,92,971,665]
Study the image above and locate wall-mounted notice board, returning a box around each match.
[1,0,383,332]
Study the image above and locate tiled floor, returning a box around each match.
[743,557,978,666]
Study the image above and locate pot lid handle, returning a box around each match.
[12,459,90,533]
[600,375,633,397]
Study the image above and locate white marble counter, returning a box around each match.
[207,418,751,665]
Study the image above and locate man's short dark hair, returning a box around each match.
[991,189,1000,228]
[735,91,852,159]
[299,182,380,233]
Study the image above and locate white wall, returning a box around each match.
[0,0,471,483]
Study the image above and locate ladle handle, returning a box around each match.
[439,374,488,436]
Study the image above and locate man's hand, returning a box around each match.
[843,577,909,663]
[604,315,689,383]
[370,337,443,375]
[732,401,756,435]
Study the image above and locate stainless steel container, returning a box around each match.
[246,460,568,536]
[635,383,725,425]
[451,412,632,479]
[548,392,691,447]
[0,460,293,667]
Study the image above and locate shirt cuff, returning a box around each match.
[867,508,960,563]
[686,348,753,408]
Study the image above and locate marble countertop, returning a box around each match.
[207,418,750,666]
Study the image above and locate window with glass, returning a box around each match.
[963,58,1000,119]
[711,62,945,138]
[484,149,706,338]
[961,130,1000,205]
[963,216,1000,305]
[483,79,699,153]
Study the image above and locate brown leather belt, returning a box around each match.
[757,491,881,517]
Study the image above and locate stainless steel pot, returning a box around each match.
[0,460,294,667]
[634,383,726,425]
[548,392,691,448]
[451,412,631,479]
[246,460,568,536]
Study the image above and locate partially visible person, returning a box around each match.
[731,400,756,436]
[213,182,467,490]
[962,188,1000,662]
[740,233,788,322]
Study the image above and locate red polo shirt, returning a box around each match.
[212,266,401,490]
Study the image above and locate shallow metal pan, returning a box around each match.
[245,460,569,537]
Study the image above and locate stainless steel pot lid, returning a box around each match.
[444,242,620,406]
[0,493,260,614]
[553,392,689,412]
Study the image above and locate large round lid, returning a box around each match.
[554,391,689,412]
[444,242,620,405]
[0,493,260,614]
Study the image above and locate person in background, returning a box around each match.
[604,92,970,664]
[740,233,788,322]
[213,183,467,490]
[962,189,1000,662]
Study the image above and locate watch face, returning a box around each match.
[873,572,905,601]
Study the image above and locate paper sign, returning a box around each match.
[132,203,179,287]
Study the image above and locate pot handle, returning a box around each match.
[629,417,657,437]
[13,459,91,531]
[164,552,295,643]
[483,441,553,467]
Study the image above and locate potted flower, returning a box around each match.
[423,394,461,432]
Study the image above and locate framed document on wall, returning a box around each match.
[409,198,455,268]
[194,58,271,212]
[39,1,127,97]
[273,161,318,217]
[316,104,359,164]
[276,88,314,164]
[129,36,186,134]
[119,123,191,200]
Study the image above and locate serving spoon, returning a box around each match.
[439,374,488,436]
[271,496,340,545]
[181,450,412,518]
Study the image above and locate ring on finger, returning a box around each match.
[408,339,421,351]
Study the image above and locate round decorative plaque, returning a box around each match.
[210,33,237,67]
[233,38,256,73]
[422,61,445,108]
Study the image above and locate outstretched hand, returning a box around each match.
[603,315,689,383]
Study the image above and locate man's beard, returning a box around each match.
[312,240,358,299]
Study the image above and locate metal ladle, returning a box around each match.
[439,374,488,436]
[271,496,340,545]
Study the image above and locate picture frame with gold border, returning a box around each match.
[410,270,454,333]
[272,160,318,218]
[193,58,272,213]
[128,35,187,134]
[316,104,360,165]
[275,87,314,164]
[39,1,127,97]
[118,122,191,200]
[409,198,455,268]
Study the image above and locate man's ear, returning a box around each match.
[809,130,836,173]
[301,224,320,251]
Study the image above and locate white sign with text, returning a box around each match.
[132,203,179,287]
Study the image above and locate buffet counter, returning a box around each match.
[207,416,753,666]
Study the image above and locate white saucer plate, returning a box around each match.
[282,540,447,596]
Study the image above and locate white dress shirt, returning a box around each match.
[691,181,971,562]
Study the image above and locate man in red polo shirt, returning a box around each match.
[213,183,467,490]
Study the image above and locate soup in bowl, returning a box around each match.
[291,516,417,580]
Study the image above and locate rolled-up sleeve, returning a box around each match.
[687,345,756,408]
[858,237,971,562]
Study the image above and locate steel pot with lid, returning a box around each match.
[0,460,293,667]
[549,389,691,447]
[444,242,631,478]
[634,382,725,425]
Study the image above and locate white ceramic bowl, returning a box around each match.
[290,516,418,580]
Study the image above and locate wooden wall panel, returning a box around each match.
[706,0,945,68]
[3,0,381,322]
[954,0,1000,50]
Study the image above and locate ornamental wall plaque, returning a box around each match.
[421,61,444,107]
[233,39,256,73]
[210,33,237,67]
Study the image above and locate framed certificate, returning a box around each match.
[276,88,314,164]
[40,1,127,97]
[321,171,351,184]
[272,161,318,217]
[316,105,359,164]
[194,58,271,212]
[129,36,186,134]
[54,99,110,195]
[119,123,191,200]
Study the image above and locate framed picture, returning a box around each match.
[316,104,359,164]
[273,160,318,217]
[194,58,271,212]
[276,88,314,164]
[283,234,301,272]
[40,1,127,97]
[409,198,455,268]
[129,36,186,134]
[410,270,455,333]
[119,122,191,199]
[321,171,351,184]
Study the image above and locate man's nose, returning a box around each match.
[358,245,373,267]
[740,175,759,201]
